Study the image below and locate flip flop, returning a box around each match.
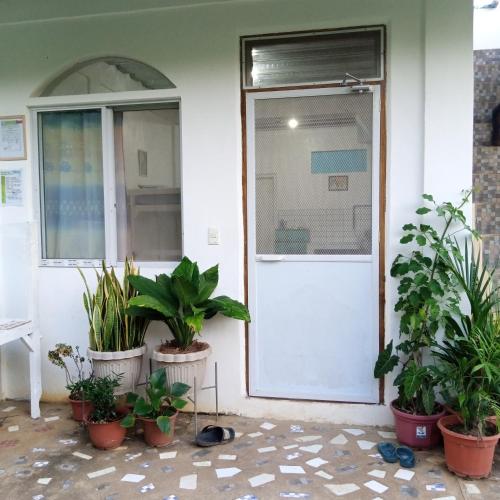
[195,425,235,447]
[377,442,398,463]
[397,445,416,468]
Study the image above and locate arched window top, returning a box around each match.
[37,57,176,97]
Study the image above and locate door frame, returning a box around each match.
[241,81,386,404]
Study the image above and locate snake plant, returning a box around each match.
[126,257,250,350]
[79,258,150,352]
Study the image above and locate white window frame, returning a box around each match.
[29,90,184,268]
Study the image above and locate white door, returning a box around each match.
[247,87,380,403]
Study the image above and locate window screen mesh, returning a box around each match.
[254,93,373,255]
[243,29,382,88]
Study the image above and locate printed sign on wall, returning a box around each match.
[0,169,23,206]
[0,116,26,160]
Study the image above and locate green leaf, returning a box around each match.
[156,415,171,434]
[205,296,250,321]
[149,367,166,389]
[185,311,205,333]
[120,413,136,428]
[400,234,414,244]
[374,340,399,378]
[170,382,190,398]
[128,275,168,302]
[172,398,188,410]
[416,235,426,246]
[171,276,199,307]
[422,385,436,416]
[402,224,417,231]
[402,363,425,400]
[172,257,197,283]
[126,392,139,404]
[133,397,153,416]
[197,264,219,302]
[416,207,431,215]
[422,194,434,202]
[127,295,176,319]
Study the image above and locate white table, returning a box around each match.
[0,319,41,418]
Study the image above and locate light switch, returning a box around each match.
[208,227,220,245]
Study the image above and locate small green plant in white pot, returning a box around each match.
[79,258,150,394]
[126,257,250,393]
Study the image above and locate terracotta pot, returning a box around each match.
[438,414,499,479]
[391,400,446,448]
[87,419,126,450]
[139,412,178,447]
[69,397,94,422]
[152,343,211,396]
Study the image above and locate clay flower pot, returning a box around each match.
[139,412,178,447]
[69,397,94,422]
[438,414,499,479]
[87,419,126,450]
[391,400,446,448]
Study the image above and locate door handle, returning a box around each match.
[256,255,284,262]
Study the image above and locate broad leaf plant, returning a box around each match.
[126,257,251,350]
[121,368,190,434]
[374,191,477,415]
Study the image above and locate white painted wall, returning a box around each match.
[0,0,473,425]
[474,5,500,49]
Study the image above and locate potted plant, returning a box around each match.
[86,374,127,449]
[374,191,475,448]
[48,343,94,422]
[79,258,150,394]
[433,240,500,478]
[126,257,250,392]
[121,368,190,447]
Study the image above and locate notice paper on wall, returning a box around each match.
[1,169,23,206]
[0,116,26,160]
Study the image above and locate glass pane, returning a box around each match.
[39,110,105,259]
[40,57,176,97]
[254,93,373,255]
[244,29,382,88]
[115,106,182,262]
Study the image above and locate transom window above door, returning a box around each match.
[37,102,182,266]
[241,26,384,89]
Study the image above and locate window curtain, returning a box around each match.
[40,110,105,259]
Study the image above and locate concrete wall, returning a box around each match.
[0,0,473,425]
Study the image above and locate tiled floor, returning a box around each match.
[0,401,499,499]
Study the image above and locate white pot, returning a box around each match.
[88,345,146,395]
[151,344,211,395]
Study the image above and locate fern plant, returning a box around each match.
[79,258,150,352]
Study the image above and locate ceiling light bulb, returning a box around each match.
[288,118,298,129]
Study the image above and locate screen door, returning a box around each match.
[247,86,380,403]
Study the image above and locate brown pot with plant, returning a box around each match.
[48,344,94,422]
[121,368,189,447]
[374,192,474,448]
[86,374,127,450]
[433,240,500,478]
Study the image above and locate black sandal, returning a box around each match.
[195,425,235,447]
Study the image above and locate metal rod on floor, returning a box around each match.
[193,375,197,440]
[215,361,218,422]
